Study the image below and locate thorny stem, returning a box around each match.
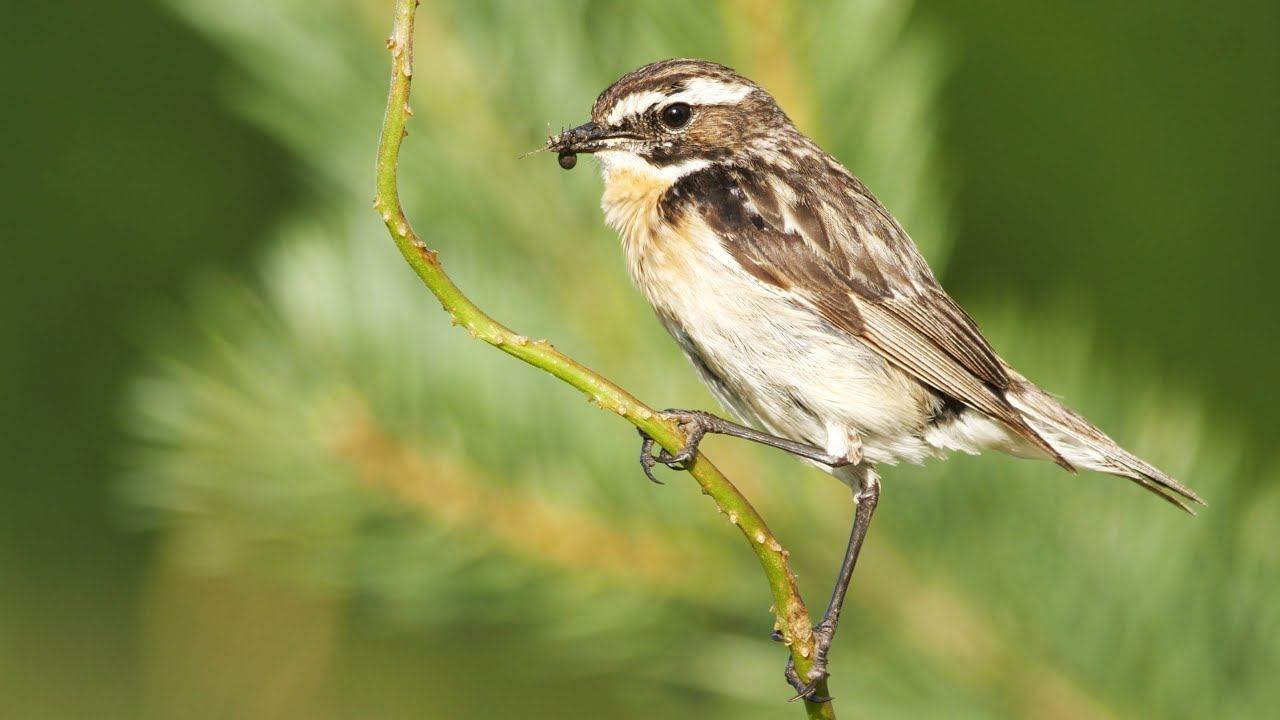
[374,1,834,716]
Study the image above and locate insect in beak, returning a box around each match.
[547,121,639,171]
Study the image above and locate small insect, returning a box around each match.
[557,149,577,170]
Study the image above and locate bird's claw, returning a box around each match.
[782,621,836,703]
[636,410,709,483]
[638,431,671,484]
[784,657,832,704]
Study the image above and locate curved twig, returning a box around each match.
[374,2,834,716]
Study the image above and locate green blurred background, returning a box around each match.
[3,1,1277,718]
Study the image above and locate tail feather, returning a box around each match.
[1003,377,1206,514]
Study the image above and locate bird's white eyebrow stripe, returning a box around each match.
[605,90,667,126]
[674,78,754,106]
[604,79,754,126]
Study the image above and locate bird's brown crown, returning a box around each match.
[587,59,790,167]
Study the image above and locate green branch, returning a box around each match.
[374,1,833,715]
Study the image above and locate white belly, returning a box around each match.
[616,207,941,466]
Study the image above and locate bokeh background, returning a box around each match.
[3,1,1278,718]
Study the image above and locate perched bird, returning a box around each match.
[549,59,1203,700]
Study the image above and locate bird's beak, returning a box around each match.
[547,121,638,154]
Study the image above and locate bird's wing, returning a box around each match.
[673,164,1069,467]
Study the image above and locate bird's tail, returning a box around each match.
[1003,374,1206,513]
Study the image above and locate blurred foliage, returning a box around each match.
[3,0,1277,718]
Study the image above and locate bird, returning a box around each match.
[548,58,1203,701]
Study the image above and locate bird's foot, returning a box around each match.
[636,409,714,484]
[781,619,836,703]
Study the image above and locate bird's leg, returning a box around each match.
[637,409,852,483]
[782,470,881,703]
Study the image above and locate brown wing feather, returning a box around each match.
[674,163,1071,469]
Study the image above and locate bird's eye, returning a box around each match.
[660,103,692,129]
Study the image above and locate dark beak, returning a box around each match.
[547,121,637,154]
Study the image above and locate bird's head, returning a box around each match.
[550,59,790,180]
